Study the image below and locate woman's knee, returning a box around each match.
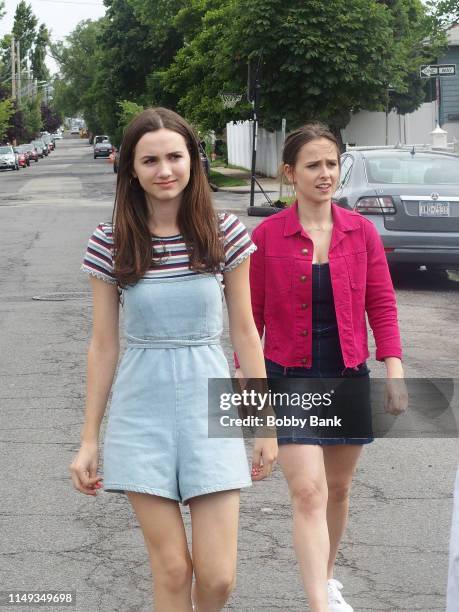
[152,552,193,592]
[194,567,236,600]
[327,481,352,504]
[291,481,327,516]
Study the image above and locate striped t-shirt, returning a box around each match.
[81,212,256,284]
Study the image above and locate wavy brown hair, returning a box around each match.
[112,107,224,286]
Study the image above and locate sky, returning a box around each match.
[0,0,107,73]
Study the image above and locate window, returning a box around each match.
[338,155,354,188]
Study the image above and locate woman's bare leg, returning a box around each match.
[323,444,363,579]
[127,493,193,612]
[278,444,329,612]
[189,490,240,612]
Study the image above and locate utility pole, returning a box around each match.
[27,69,32,100]
[16,40,21,104]
[11,36,16,100]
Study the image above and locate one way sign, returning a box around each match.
[420,64,456,78]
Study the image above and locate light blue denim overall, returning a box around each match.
[102,273,252,504]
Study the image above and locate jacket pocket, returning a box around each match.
[265,256,293,294]
[344,251,367,290]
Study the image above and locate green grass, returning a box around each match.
[209,169,248,187]
[210,161,250,172]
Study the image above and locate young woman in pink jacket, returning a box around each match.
[236,123,408,612]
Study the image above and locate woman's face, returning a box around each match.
[132,128,191,207]
[285,137,340,205]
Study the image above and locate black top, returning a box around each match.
[312,263,338,335]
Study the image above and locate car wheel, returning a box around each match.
[425,265,449,279]
[94,155,97,159]
[390,263,419,276]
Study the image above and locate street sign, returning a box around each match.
[420,64,456,78]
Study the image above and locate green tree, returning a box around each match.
[159,0,237,131]
[12,0,38,66]
[31,24,50,82]
[0,98,14,140]
[22,95,42,138]
[161,0,445,137]
[51,19,106,134]
[117,99,143,132]
[426,0,459,31]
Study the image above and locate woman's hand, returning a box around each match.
[70,441,103,496]
[384,357,408,415]
[384,378,409,415]
[251,437,278,481]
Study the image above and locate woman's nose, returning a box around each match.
[157,160,172,176]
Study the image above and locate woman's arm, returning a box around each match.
[70,276,120,495]
[234,225,265,371]
[226,257,266,378]
[224,258,277,479]
[80,277,120,443]
[364,220,402,362]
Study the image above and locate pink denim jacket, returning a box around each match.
[236,202,402,369]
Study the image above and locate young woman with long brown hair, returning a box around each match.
[235,123,407,611]
[70,107,277,612]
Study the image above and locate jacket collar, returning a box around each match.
[283,201,360,238]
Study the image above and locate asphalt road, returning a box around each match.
[0,137,458,611]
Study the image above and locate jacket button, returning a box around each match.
[300,275,307,282]
[301,330,309,337]
[301,248,308,255]
[301,358,307,365]
[301,303,308,310]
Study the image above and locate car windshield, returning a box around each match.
[0,146,13,154]
[365,154,459,185]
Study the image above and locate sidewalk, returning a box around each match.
[210,165,283,195]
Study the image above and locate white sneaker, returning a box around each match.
[327,578,353,611]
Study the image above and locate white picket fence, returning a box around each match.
[226,102,456,178]
[226,121,285,178]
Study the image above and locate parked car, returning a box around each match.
[94,140,114,159]
[41,134,54,152]
[24,144,39,163]
[52,132,63,140]
[13,146,28,168]
[334,147,459,271]
[0,145,19,170]
[19,145,32,165]
[32,139,48,157]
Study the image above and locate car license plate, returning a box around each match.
[419,201,450,217]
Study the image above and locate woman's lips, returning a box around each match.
[156,180,177,188]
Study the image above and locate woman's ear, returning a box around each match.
[284,164,295,184]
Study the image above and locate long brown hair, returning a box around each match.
[112,107,223,286]
[282,123,341,169]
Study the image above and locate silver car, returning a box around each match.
[0,145,19,171]
[334,148,459,272]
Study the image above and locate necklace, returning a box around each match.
[152,237,171,262]
[303,225,332,232]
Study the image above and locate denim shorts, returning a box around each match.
[265,353,374,446]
